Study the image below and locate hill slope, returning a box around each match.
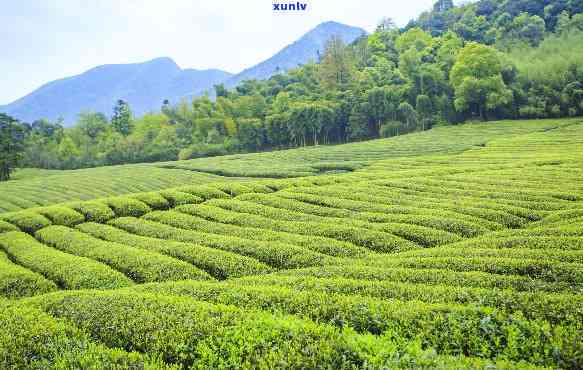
[0,118,582,368]
[0,21,365,125]
[0,57,232,125]
[224,21,366,88]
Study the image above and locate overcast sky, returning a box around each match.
[0,0,439,104]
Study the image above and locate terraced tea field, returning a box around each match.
[0,166,232,213]
[0,118,582,368]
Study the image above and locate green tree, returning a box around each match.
[501,13,546,47]
[366,87,392,136]
[111,99,133,136]
[347,104,370,141]
[76,111,109,142]
[450,42,513,120]
[319,36,355,91]
[397,102,418,131]
[416,94,433,130]
[0,114,26,181]
[214,84,228,98]
[237,118,264,151]
[433,0,454,13]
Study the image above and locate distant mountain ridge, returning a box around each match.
[0,21,366,125]
[224,21,366,87]
[0,58,232,125]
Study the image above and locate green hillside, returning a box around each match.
[0,117,582,368]
[2,117,579,212]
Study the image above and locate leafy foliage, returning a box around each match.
[12,0,583,170]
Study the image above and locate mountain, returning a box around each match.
[224,21,367,88]
[0,21,365,125]
[0,58,232,125]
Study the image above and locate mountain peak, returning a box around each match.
[1,21,364,124]
[145,57,180,68]
[224,21,366,87]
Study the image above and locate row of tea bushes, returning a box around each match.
[23,289,579,368]
[144,210,368,258]
[110,217,333,269]
[0,300,175,369]
[35,226,212,283]
[363,255,583,287]
[0,231,133,290]
[0,249,56,298]
[76,222,272,279]
[276,265,573,293]
[232,274,582,325]
[178,202,418,253]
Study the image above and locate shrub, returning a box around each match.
[453,235,583,251]
[150,209,369,258]
[110,217,332,269]
[178,143,228,160]
[0,250,57,298]
[233,275,582,325]
[278,190,503,233]
[0,211,52,234]
[175,185,230,200]
[77,222,272,279]
[130,192,170,210]
[132,278,582,337]
[100,197,152,217]
[0,220,18,234]
[36,226,212,283]
[210,183,254,196]
[236,192,352,218]
[376,222,462,247]
[0,300,174,369]
[25,290,580,368]
[240,183,274,194]
[35,206,85,227]
[275,265,571,293]
[365,255,583,286]
[180,201,418,253]
[394,246,583,264]
[67,201,115,223]
[159,190,203,207]
[0,231,133,290]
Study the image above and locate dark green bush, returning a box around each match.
[67,201,116,223]
[25,290,579,368]
[175,185,230,200]
[101,197,152,217]
[110,217,332,269]
[0,300,175,369]
[0,250,57,298]
[211,183,254,196]
[0,220,18,234]
[35,206,85,227]
[159,190,203,207]
[77,222,272,280]
[130,192,170,210]
[0,231,133,290]
[36,225,212,283]
[0,211,52,234]
[152,209,368,258]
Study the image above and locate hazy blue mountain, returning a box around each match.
[0,57,232,125]
[0,21,365,125]
[224,21,367,88]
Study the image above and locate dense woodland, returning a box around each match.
[1,0,583,175]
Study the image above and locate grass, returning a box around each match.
[0,117,582,368]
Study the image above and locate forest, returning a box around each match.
[1,0,583,174]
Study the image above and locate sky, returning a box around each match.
[0,0,439,104]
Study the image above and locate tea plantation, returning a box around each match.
[0,118,582,369]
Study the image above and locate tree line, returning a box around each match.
[1,0,582,179]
